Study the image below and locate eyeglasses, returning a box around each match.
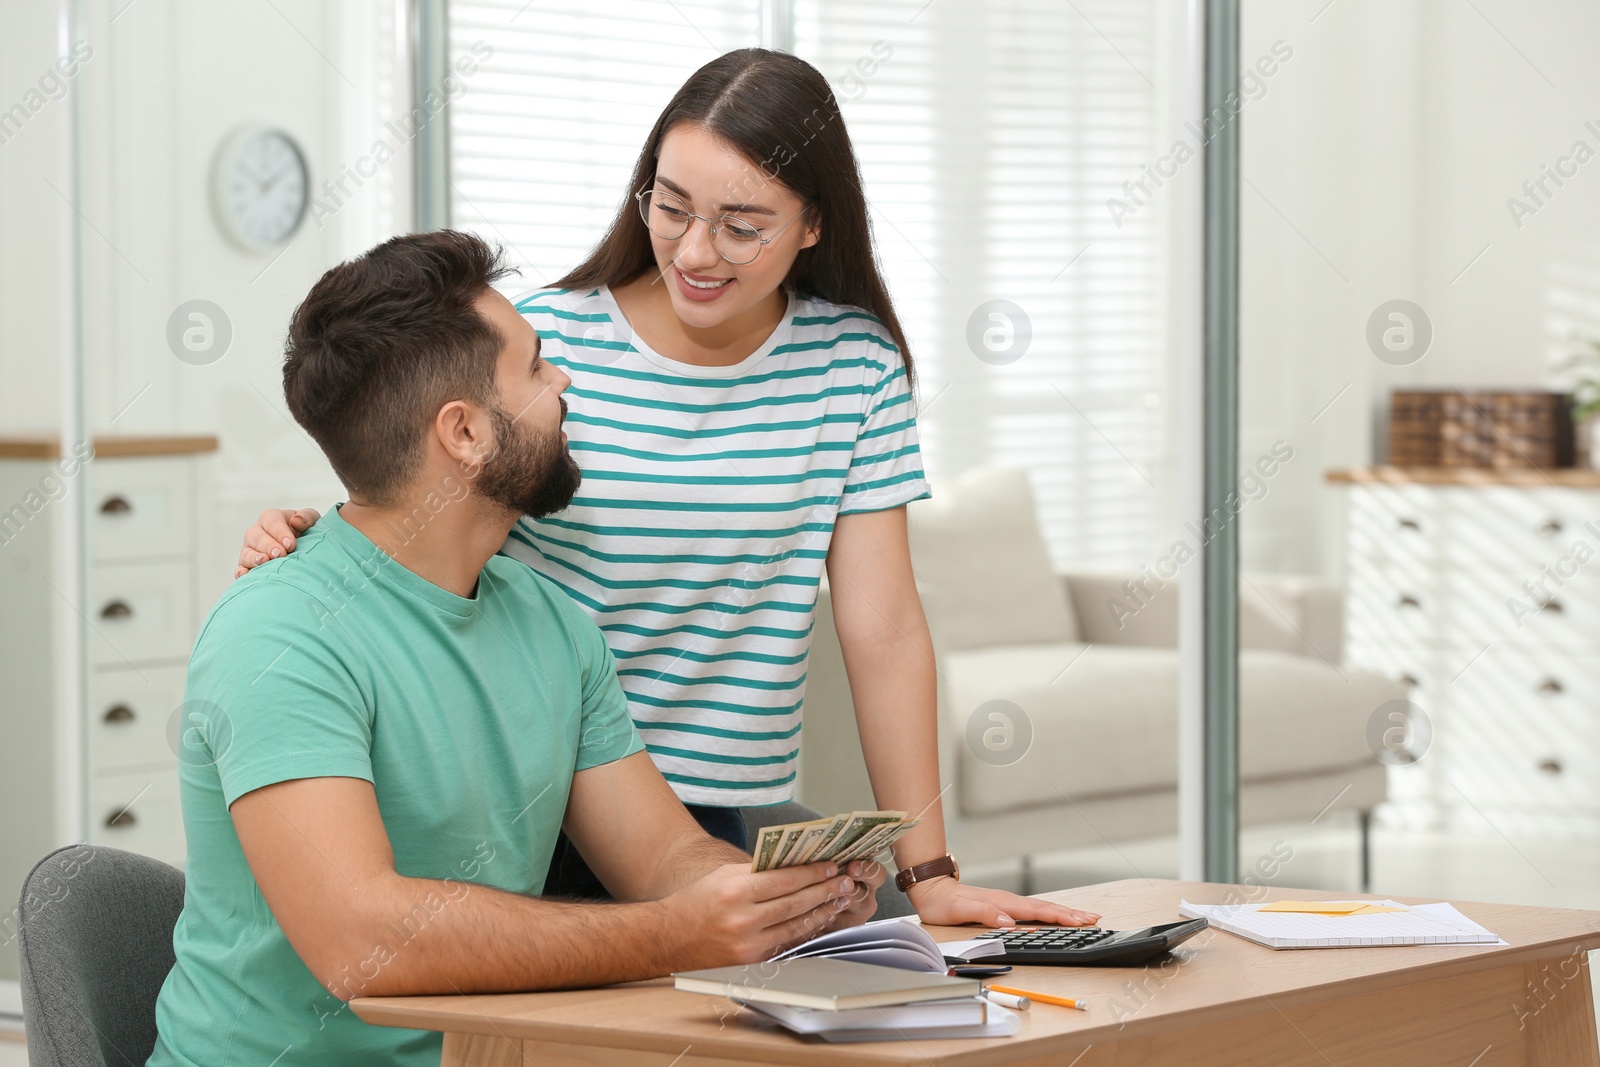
[636,188,811,266]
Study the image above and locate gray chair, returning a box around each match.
[18,845,185,1067]
[742,801,914,920]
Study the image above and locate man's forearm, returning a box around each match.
[571,804,751,902]
[637,831,749,899]
[234,772,850,1004]
[318,874,684,1000]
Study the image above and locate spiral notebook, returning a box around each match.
[1177,899,1502,949]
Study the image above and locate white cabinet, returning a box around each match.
[1336,468,1600,837]
[0,437,216,904]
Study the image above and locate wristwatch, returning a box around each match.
[895,853,960,893]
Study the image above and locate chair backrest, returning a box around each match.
[17,845,185,1067]
[740,800,824,845]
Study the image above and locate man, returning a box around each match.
[147,230,880,1067]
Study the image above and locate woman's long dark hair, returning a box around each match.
[555,48,915,388]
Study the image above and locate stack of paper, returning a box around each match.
[752,810,920,872]
[736,997,1021,1043]
[673,958,978,1011]
[1178,899,1503,949]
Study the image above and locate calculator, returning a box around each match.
[971,918,1209,966]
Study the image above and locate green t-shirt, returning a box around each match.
[147,507,643,1067]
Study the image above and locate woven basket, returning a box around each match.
[1389,391,1442,467]
[1438,392,1498,468]
[1389,390,1573,469]
[1490,392,1574,468]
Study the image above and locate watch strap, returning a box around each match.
[895,853,959,893]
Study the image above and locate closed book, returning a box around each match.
[673,958,980,1012]
[734,995,990,1034]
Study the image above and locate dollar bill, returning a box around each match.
[828,824,883,865]
[836,818,919,863]
[753,824,789,872]
[788,813,851,866]
[750,810,912,872]
[815,812,907,862]
[772,819,830,868]
[784,819,838,867]
[859,818,922,862]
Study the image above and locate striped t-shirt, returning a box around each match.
[500,285,930,806]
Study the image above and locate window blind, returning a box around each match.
[445,0,1168,569]
[795,0,1168,568]
[447,1,759,285]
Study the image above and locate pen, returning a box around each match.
[985,984,1088,1011]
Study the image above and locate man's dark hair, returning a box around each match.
[283,229,516,504]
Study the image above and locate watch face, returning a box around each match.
[217,128,308,249]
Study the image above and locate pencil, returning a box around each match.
[985,984,1088,1010]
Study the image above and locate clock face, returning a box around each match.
[212,127,309,250]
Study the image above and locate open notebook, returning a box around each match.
[767,915,1005,972]
[1178,899,1503,949]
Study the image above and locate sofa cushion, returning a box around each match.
[1064,571,1311,657]
[944,643,1391,817]
[908,467,1079,651]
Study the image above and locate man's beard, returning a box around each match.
[475,400,582,520]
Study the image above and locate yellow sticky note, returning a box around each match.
[1259,900,1406,915]
[1259,900,1366,913]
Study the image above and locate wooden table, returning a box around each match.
[351,879,1600,1066]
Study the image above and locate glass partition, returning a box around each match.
[1239,0,1600,912]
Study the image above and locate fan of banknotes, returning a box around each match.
[751,810,920,873]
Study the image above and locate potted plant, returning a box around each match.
[1558,343,1600,468]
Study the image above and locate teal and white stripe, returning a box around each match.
[499,286,929,805]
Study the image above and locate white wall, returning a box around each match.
[2,0,415,610]
[1238,0,1600,579]
[1238,0,1420,578]
[0,3,72,431]
[1407,0,1600,384]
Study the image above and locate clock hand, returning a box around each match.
[257,162,298,196]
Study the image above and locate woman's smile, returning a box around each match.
[674,265,736,302]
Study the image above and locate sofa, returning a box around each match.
[796,468,1400,892]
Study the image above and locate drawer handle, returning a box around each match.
[99,600,133,620]
[104,808,137,829]
[1397,595,1421,609]
[1540,519,1563,536]
[1539,759,1563,776]
[1397,518,1421,531]
[102,704,135,724]
[99,495,133,516]
[1538,678,1564,695]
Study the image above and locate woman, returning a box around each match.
[239,48,1097,929]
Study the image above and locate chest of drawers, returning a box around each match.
[0,436,216,933]
[1333,467,1600,837]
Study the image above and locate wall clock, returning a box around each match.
[210,125,309,251]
